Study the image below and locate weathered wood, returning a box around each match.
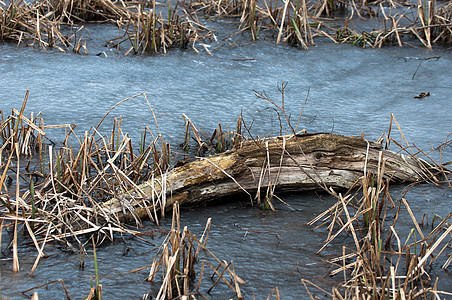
[101,133,436,221]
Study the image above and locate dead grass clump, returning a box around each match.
[182,0,374,47]
[107,3,208,54]
[136,202,244,299]
[44,0,132,23]
[0,92,175,276]
[335,0,452,48]
[186,0,451,49]
[0,0,212,53]
[315,0,452,48]
[182,114,244,156]
[0,0,93,53]
[424,0,452,46]
[305,122,452,299]
[188,0,243,17]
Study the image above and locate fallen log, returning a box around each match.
[101,133,437,222]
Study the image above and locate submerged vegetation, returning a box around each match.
[0,0,451,53]
[0,88,451,298]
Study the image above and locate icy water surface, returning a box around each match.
[0,23,452,299]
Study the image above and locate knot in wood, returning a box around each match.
[314,152,323,160]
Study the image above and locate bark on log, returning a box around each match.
[101,133,437,222]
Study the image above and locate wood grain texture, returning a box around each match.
[101,133,436,221]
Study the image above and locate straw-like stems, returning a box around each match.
[13,142,20,273]
[182,114,244,156]
[242,0,259,40]
[106,0,209,54]
[2,0,450,52]
[89,235,102,300]
[336,0,452,48]
[0,0,93,52]
[144,202,243,299]
[309,126,452,298]
[21,279,71,299]
[0,92,178,271]
[0,0,210,54]
[187,0,242,17]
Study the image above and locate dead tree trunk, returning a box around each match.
[101,133,437,222]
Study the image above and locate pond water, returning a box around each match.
[0,19,451,299]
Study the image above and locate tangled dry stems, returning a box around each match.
[0,0,212,53]
[133,203,244,299]
[1,93,173,256]
[0,0,451,54]
[187,0,452,49]
[305,123,452,299]
[0,93,249,298]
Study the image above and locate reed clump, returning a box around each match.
[426,0,452,45]
[188,0,243,17]
[0,90,250,267]
[0,92,175,277]
[0,0,103,53]
[184,0,451,49]
[139,202,244,299]
[336,0,452,48]
[1,0,451,52]
[44,0,132,22]
[181,113,244,156]
[305,123,452,299]
[107,3,211,54]
[0,0,212,53]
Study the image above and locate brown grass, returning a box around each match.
[129,202,244,299]
[187,0,451,49]
[1,0,451,53]
[0,0,211,53]
[0,92,174,278]
[305,120,452,299]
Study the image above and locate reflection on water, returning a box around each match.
[0,23,451,299]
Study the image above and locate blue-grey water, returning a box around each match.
[0,21,451,299]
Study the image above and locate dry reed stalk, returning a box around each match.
[306,124,451,298]
[12,142,21,273]
[182,114,245,156]
[0,93,180,273]
[301,278,332,298]
[336,0,451,48]
[145,202,244,298]
[283,0,314,49]
[0,150,15,213]
[29,222,52,276]
[1,0,212,54]
[276,0,289,44]
[182,114,208,154]
[21,279,71,299]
